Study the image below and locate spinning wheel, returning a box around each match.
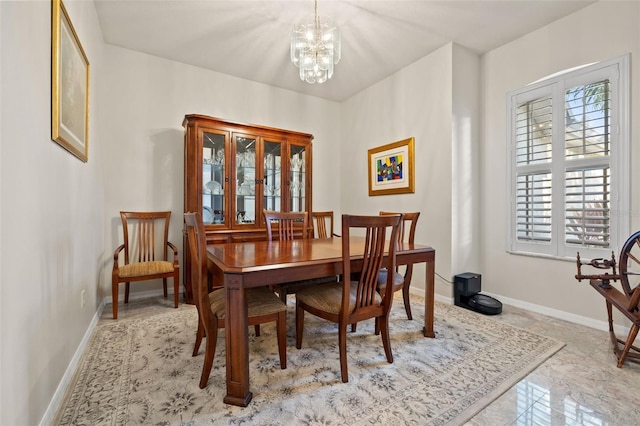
[575,231,640,368]
[618,230,640,298]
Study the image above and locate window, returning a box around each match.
[508,55,629,259]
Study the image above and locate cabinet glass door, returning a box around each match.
[203,132,225,225]
[235,135,257,225]
[263,140,282,214]
[289,144,307,213]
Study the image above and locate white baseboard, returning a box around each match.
[39,299,105,426]
[39,288,169,425]
[481,291,630,336]
[408,285,453,304]
[408,285,630,336]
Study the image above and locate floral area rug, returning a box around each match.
[56,296,564,425]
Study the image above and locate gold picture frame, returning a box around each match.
[368,137,415,196]
[52,0,90,162]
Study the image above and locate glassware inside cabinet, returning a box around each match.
[263,140,282,213]
[235,136,256,225]
[203,132,225,224]
[289,145,306,212]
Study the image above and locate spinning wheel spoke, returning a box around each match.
[619,232,640,297]
[626,252,640,266]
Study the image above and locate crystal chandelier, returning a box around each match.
[290,0,341,84]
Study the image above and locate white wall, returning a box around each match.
[481,1,640,322]
[2,0,638,424]
[98,45,342,300]
[341,43,457,296]
[451,45,481,276]
[0,1,105,424]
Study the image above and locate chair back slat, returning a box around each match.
[311,211,334,239]
[264,210,308,241]
[357,224,383,307]
[137,217,154,262]
[341,214,401,318]
[120,211,172,265]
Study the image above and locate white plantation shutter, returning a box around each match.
[564,80,611,160]
[508,55,629,258]
[514,94,553,246]
[565,167,610,247]
[515,97,553,166]
[563,80,611,249]
[516,172,552,243]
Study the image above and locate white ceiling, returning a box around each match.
[94,0,596,102]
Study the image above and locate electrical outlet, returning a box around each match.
[81,290,86,309]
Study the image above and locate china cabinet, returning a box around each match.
[182,114,313,302]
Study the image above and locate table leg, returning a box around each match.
[423,257,435,338]
[223,274,252,406]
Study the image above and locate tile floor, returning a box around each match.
[466,303,640,425]
[105,296,640,426]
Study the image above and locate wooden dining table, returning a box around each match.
[206,236,436,406]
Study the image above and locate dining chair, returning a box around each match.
[111,211,180,319]
[378,211,420,321]
[264,210,336,303]
[185,212,287,388]
[310,211,338,238]
[264,210,308,241]
[295,213,402,383]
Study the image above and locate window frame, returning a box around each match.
[507,54,630,260]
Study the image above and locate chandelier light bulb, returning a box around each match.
[290,0,341,84]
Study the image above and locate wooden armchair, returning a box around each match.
[185,212,287,388]
[295,214,402,382]
[111,211,180,319]
[575,230,640,367]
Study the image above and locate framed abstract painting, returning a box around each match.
[368,137,415,196]
[52,0,90,162]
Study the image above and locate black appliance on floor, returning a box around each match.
[453,272,502,315]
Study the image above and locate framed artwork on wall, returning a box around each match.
[368,137,415,196]
[51,0,90,162]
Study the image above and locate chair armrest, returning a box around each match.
[167,241,179,265]
[112,244,125,271]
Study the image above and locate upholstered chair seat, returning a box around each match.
[377,269,405,293]
[296,282,382,315]
[118,261,174,278]
[207,287,289,319]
